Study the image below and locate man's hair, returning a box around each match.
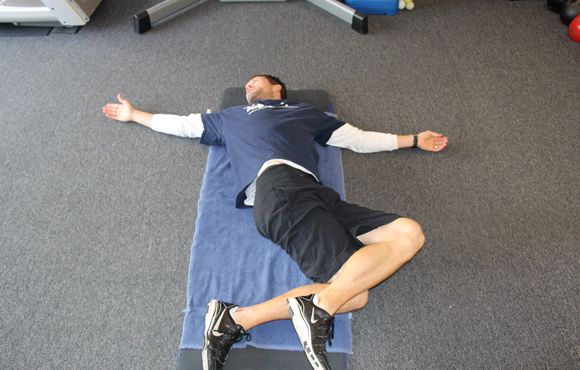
[251,74,287,99]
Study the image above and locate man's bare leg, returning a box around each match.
[316,217,425,314]
[231,217,424,328]
[231,284,368,330]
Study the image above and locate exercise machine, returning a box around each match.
[133,0,368,35]
[0,0,101,27]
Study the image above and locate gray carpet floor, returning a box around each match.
[1,0,578,368]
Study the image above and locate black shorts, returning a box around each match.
[253,164,401,283]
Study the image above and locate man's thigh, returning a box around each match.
[282,204,361,283]
[253,171,361,283]
[331,198,401,244]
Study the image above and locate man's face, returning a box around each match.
[245,76,281,104]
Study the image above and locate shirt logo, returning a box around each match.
[244,102,298,115]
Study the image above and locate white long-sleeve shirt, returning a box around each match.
[150,113,399,205]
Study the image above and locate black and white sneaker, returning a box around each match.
[288,295,335,370]
[202,299,251,370]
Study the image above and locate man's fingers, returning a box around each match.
[433,141,447,151]
[103,104,119,119]
[105,104,118,115]
[429,136,448,151]
[419,131,448,152]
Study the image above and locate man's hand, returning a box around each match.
[102,94,153,128]
[102,94,135,122]
[418,131,448,152]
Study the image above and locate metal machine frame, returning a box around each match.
[133,0,368,35]
[0,0,101,27]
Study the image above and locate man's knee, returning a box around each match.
[390,217,425,256]
[352,291,369,310]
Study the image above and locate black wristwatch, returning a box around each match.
[412,135,418,148]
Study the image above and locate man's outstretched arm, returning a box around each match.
[326,124,448,153]
[102,94,204,138]
[102,94,153,128]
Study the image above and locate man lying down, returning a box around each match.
[102,75,448,370]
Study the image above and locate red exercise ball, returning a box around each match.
[569,15,580,42]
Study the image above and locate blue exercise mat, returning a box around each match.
[180,115,352,354]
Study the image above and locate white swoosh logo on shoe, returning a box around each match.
[211,310,227,336]
[310,310,319,324]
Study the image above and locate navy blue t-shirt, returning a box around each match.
[200,99,345,208]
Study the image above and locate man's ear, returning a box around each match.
[273,84,282,97]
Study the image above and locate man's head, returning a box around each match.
[245,74,287,104]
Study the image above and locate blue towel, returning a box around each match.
[179,142,353,354]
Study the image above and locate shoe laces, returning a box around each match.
[217,326,251,346]
[314,316,335,351]
[211,326,252,364]
[327,319,334,347]
[233,327,252,343]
